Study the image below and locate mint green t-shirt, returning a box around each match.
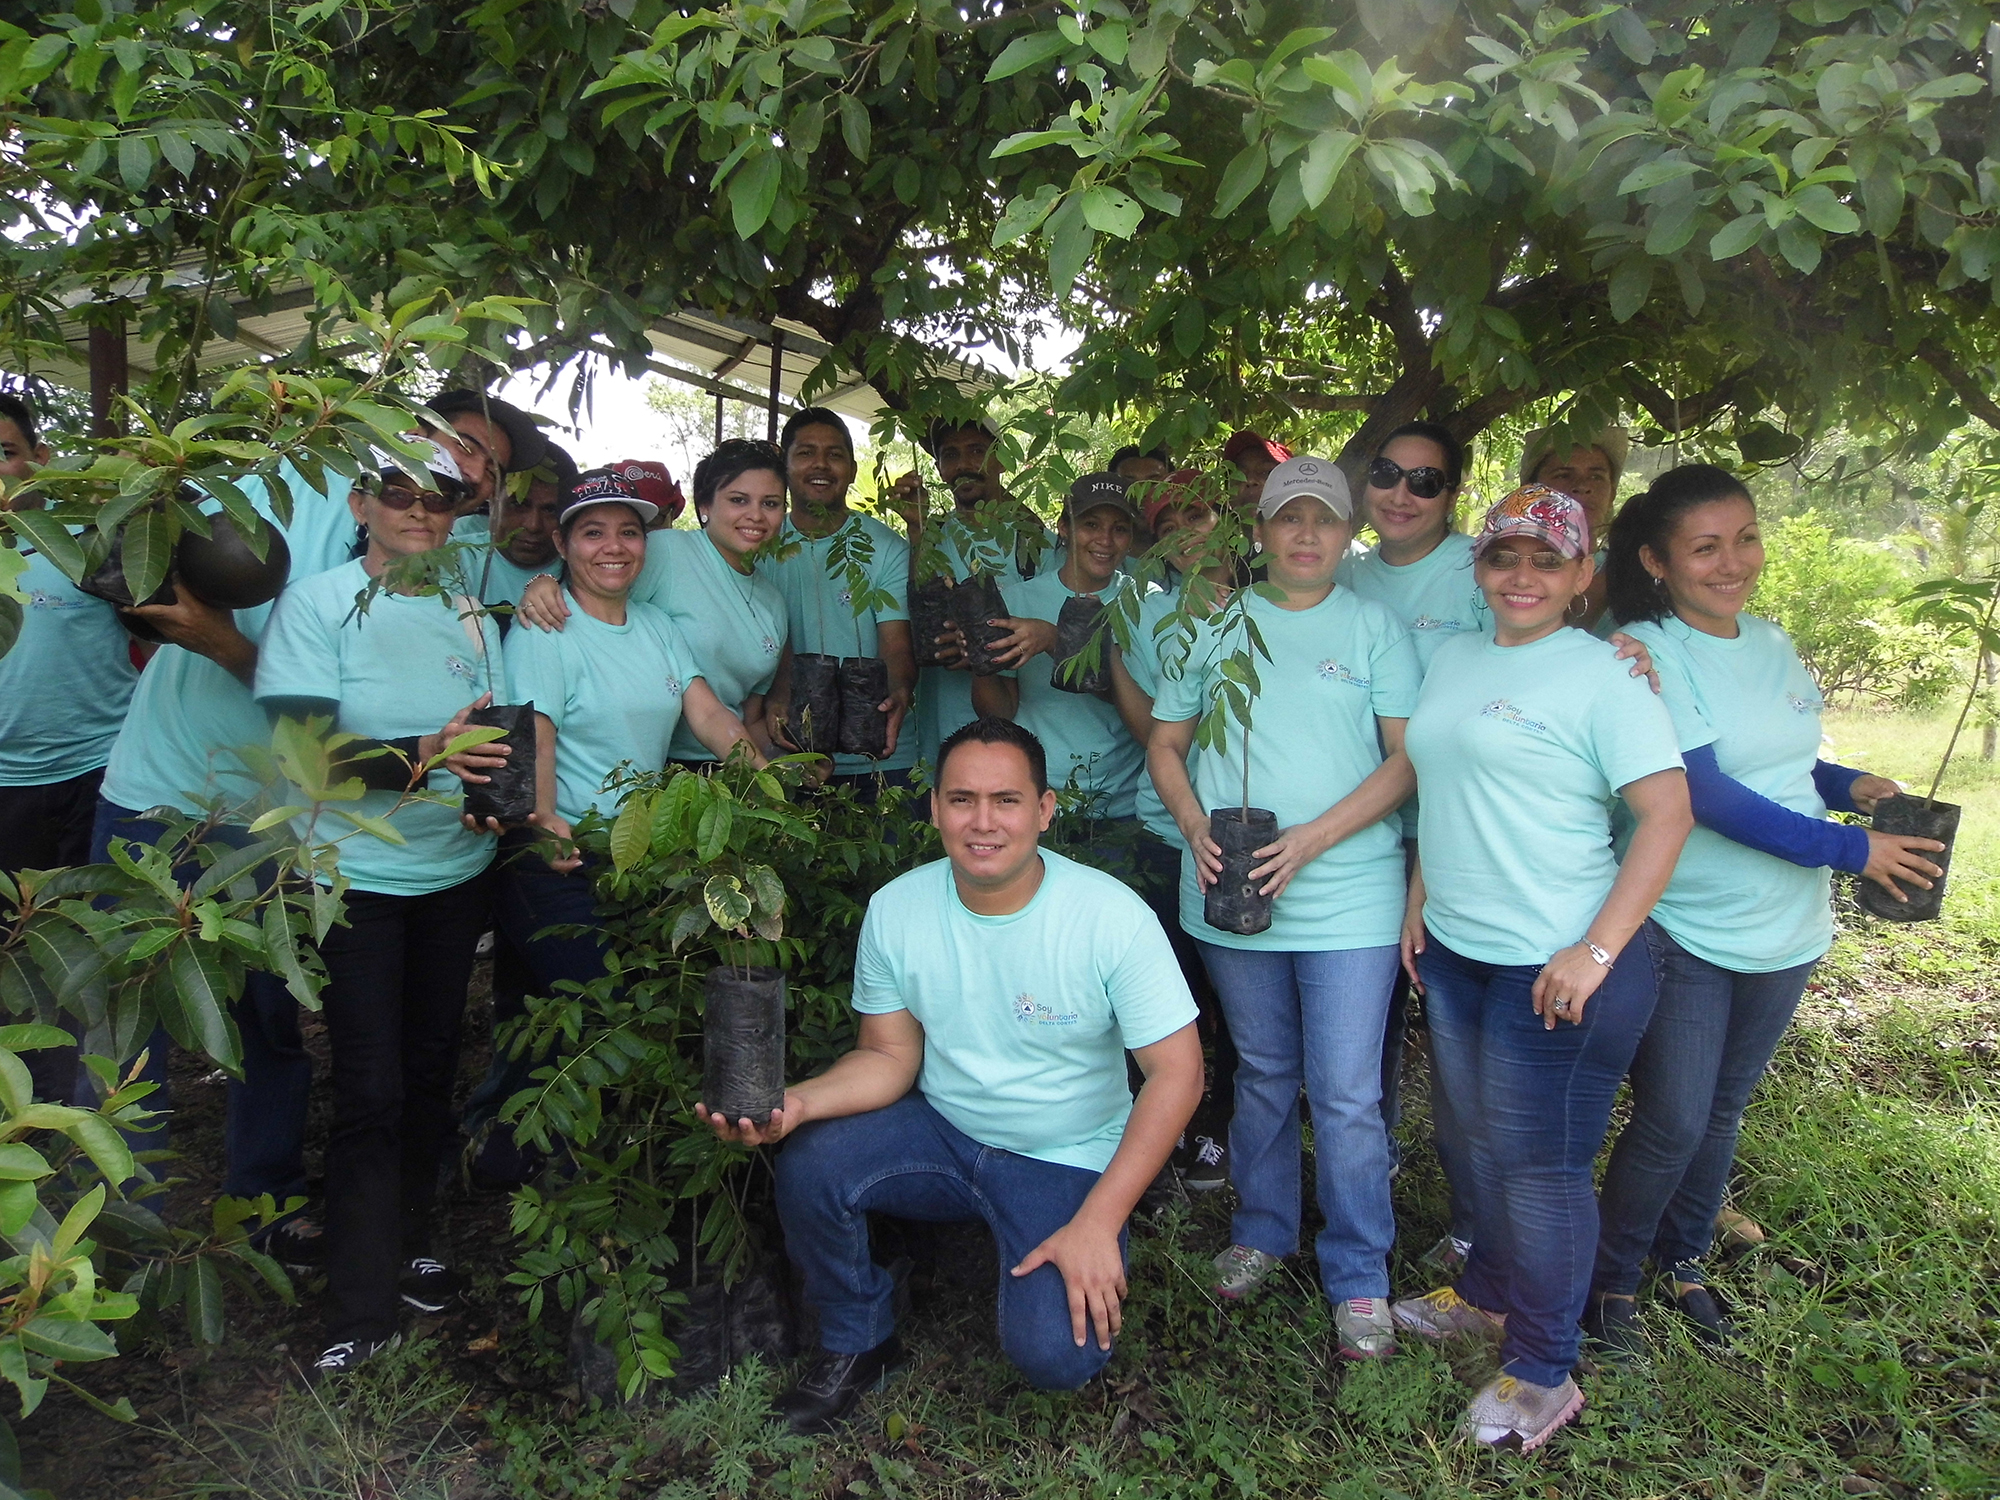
[769,513,915,775]
[0,549,139,785]
[1336,532,1489,839]
[503,595,703,824]
[998,568,1145,820]
[851,849,1197,1172]
[99,469,358,818]
[631,529,786,762]
[450,515,543,608]
[1406,627,1683,967]
[1622,614,1835,973]
[255,559,504,896]
[1153,586,1422,951]
[913,514,1053,768]
[1121,580,1215,850]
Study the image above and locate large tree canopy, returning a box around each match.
[2,0,1999,478]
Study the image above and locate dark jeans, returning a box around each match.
[320,871,493,1344]
[1383,844,1476,1240]
[775,1092,1122,1390]
[86,800,310,1199]
[464,833,605,1132]
[0,767,105,877]
[1419,924,1662,1388]
[1132,833,1236,1129]
[1593,932,1816,1296]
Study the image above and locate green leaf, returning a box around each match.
[17,1318,116,1363]
[1079,185,1142,238]
[703,875,752,931]
[695,798,733,862]
[1299,129,1358,210]
[1709,212,1765,260]
[1774,217,1822,274]
[188,1257,225,1344]
[985,31,1071,82]
[1213,143,1268,218]
[609,796,649,874]
[0,511,84,581]
[0,1026,69,1054]
[1608,257,1653,322]
[119,508,172,605]
[836,93,870,161]
[62,1112,135,1188]
[0,1146,50,1182]
[729,151,782,240]
[167,942,241,1071]
[0,1182,35,1238]
[1790,184,1860,235]
[1045,193,1095,297]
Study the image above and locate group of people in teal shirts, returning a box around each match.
[0,379,1947,1449]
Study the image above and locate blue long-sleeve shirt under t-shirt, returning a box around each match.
[1683,745,1869,873]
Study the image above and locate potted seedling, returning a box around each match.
[1051,591,1114,696]
[786,523,899,758]
[1870,565,2000,920]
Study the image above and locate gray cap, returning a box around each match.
[1257,456,1352,521]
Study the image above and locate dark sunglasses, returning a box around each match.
[376,480,461,515]
[1481,546,1569,572]
[1367,456,1449,500]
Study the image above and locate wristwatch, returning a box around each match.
[1585,941,1615,970]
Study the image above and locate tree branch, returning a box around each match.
[1917,340,2000,432]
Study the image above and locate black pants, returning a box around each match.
[320,870,493,1344]
[0,767,105,880]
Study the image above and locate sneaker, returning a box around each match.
[399,1258,467,1314]
[1181,1133,1229,1192]
[1672,1283,1735,1347]
[1418,1233,1472,1279]
[1390,1285,1505,1343]
[1333,1296,1397,1359]
[1212,1244,1281,1301]
[1581,1294,1647,1364]
[303,1335,396,1384]
[260,1214,327,1272]
[1458,1374,1585,1451]
[774,1336,904,1436]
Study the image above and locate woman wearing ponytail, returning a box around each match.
[1583,465,1944,1354]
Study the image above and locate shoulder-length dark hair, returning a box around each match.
[692,438,786,522]
[1604,463,1755,625]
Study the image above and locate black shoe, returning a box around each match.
[1581,1295,1647,1364]
[1180,1132,1228,1192]
[259,1213,327,1272]
[302,1335,396,1385]
[399,1257,467,1314]
[468,1125,545,1195]
[774,1337,904,1435]
[1673,1284,1735,1347]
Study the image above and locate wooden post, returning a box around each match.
[714,392,724,445]
[766,331,783,443]
[88,314,128,438]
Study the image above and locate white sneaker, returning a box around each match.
[1212,1244,1281,1301]
[1333,1296,1397,1359]
[1458,1374,1585,1451]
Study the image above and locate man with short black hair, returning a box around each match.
[1108,444,1173,488]
[424,389,549,513]
[701,717,1201,1432]
[452,443,579,609]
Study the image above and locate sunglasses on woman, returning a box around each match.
[375,480,462,515]
[1366,456,1450,500]
[1480,547,1569,572]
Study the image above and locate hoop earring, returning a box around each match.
[1565,593,1588,620]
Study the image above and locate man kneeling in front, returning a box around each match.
[699,716,1202,1434]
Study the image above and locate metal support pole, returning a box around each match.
[766,331,783,443]
[714,392,724,445]
[88,314,129,439]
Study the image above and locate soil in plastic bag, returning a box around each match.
[910,576,954,669]
[948,573,1010,676]
[702,965,787,1125]
[1204,807,1279,936]
[1051,593,1111,696]
[789,653,843,755]
[461,703,538,826]
[1855,795,1959,923]
[177,514,292,609]
[837,656,891,758]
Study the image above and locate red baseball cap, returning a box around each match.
[608,459,686,520]
[1141,467,1213,532]
[1221,430,1292,469]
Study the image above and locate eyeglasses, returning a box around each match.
[375,481,459,515]
[1481,546,1570,572]
[1367,456,1449,500]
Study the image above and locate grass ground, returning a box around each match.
[23,709,2000,1500]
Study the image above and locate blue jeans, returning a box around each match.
[775,1092,1121,1390]
[1594,932,1816,1296]
[1197,942,1400,1302]
[463,832,606,1131]
[90,799,310,1199]
[1419,925,1662,1388]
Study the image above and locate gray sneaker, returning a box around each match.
[1458,1374,1585,1451]
[1333,1296,1397,1359]
[1390,1285,1505,1343]
[1212,1244,1281,1301]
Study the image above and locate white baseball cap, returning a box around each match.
[1257,455,1352,521]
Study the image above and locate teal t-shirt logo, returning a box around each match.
[27,589,82,611]
[1786,691,1823,715]
[1316,658,1370,688]
[1012,992,1079,1027]
[1480,697,1550,734]
[445,654,478,684]
[1408,613,1467,634]
[663,672,685,698]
